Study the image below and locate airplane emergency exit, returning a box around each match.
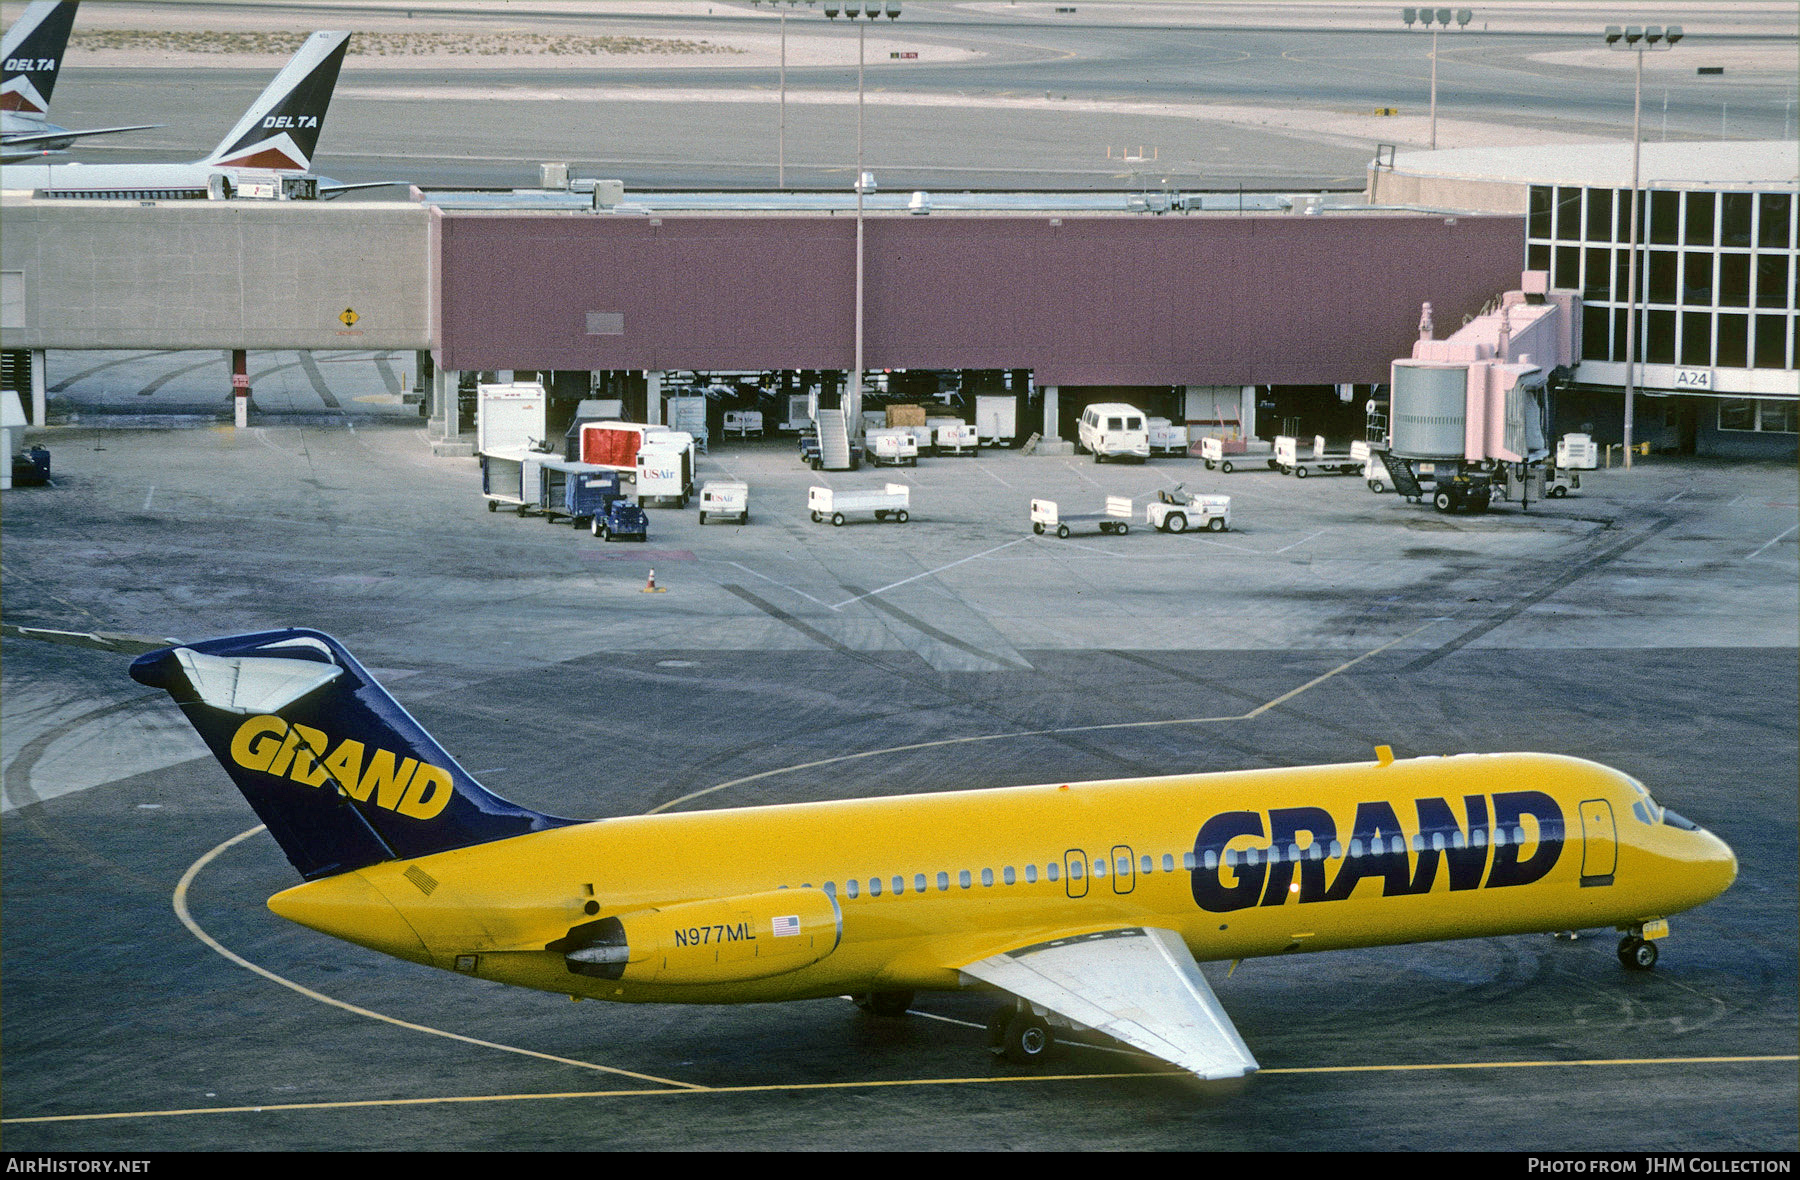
[130,629,1738,1080]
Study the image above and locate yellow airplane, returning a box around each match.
[131,629,1738,1079]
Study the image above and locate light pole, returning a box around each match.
[826,0,900,441]
[1402,8,1472,151]
[1605,23,1683,470]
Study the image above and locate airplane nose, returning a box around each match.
[1704,831,1739,899]
[1679,827,1738,909]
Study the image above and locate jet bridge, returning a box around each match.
[1369,271,1577,514]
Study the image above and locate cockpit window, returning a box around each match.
[1626,776,1664,825]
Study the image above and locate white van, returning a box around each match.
[1078,403,1151,463]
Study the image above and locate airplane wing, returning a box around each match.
[0,123,161,153]
[957,926,1259,1080]
[317,180,407,199]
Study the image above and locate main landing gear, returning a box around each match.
[853,990,914,1017]
[988,1002,1056,1064]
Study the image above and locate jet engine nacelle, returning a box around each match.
[562,888,841,986]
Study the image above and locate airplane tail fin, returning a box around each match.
[130,629,577,880]
[200,30,350,171]
[1,0,79,115]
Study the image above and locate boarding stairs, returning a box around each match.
[816,406,853,470]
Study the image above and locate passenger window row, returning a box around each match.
[790,826,1543,898]
[804,851,1192,901]
[1207,824,1537,871]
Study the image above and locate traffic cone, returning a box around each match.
[642,568,665,593]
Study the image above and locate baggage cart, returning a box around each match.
[808,483,911,526]
[480,446,535,514]
[1199,436,1279,473]
[1030,495,1133,538]
[1275,434,1361,478]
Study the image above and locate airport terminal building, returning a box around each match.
[3,139,1795,460]
[1373,141,1798,458]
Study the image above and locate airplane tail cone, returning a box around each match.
[130,628,576,880]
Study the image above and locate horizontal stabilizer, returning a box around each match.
[960,926,1259,1080]
[173,648,342,715]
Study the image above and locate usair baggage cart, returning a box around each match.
[698,480,750,525]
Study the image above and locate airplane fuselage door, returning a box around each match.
[1111,845,1136,895]
[1579,798,1617,887]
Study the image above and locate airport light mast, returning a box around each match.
[826,0,901,442]
[1401,7,1472,151]
[1605,23,1683,471]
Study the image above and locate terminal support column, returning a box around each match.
[31,348,45,426]
[433,366,459,439]
[1042,385,1059,441]
[646,371,663,426]
[231,349,250,428]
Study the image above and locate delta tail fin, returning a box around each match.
[1,1,78,115]
[199,30,349,171]
[130,629,577,880]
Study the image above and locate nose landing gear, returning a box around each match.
[1617,920,1669,970]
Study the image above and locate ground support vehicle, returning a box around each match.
[1030,495,1133,538]
[698,480,750,525]
[1078,403,1150,463]
[799,434,864,470]
[1148,418,1191,457]
[808,483,911,526]
[1496,462,1582,503]
[975,394,1017,446]
[868,429,920,467]
[589,494,649,541]
[476,382,549,454]
[724,410,764,439]
[935,422,979,456]
[636,439,696,507]
[1199,436,1279,474]
[1275,435,1360,478]
[1558,433,1599,472]
[1143,489,1231,533]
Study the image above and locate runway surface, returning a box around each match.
[24,0,1799,191]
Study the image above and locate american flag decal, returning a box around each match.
[771,915,801,937]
